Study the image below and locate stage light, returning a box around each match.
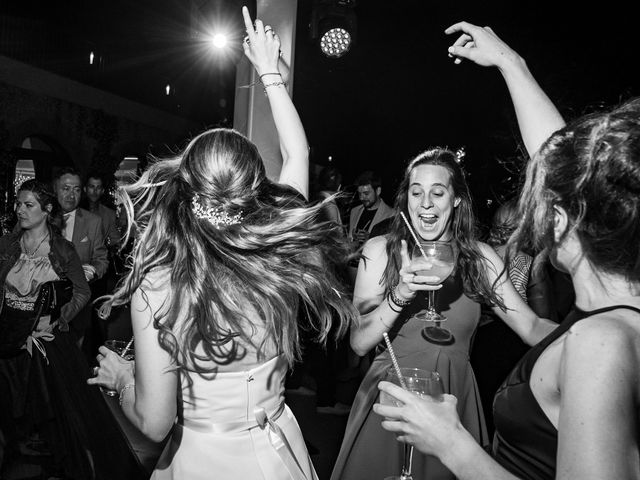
[210,33,228,49]
[310,0,357,59]
[320,27,352,58]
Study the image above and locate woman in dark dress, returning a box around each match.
[375,21,640,480]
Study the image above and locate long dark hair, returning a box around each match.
[509,97,640,282]
[383,148,505,309]
[100,128,358,378]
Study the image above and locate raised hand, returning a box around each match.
[241,6,281,76]
[445,21,520,69]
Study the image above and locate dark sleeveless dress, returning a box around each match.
[331,271,488,480]
[492,305,640,480]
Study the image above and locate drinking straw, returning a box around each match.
[382,332,407,389]
[121,336,134,358]
[400,212,427,258]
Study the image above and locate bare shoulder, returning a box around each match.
[139,267,171,293]
[362,235,388,260]
[564,311,640,367]
[475,240,498,258]
[133,267,172,313]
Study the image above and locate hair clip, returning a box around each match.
[455,147,466,163]
[192,194,243,228]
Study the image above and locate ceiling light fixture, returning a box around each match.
[309,0,357,59]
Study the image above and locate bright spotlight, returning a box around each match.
[309,0,357,59]
[320,27,351,58]
[210,33,228,49]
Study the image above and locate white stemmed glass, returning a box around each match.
[380,367,444,480]
[412,241,455,344]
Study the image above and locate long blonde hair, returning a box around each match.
[102,128,357,377]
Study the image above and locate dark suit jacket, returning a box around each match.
[71,208,108,280]
[92,203,120,249]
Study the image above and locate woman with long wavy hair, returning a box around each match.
[375,20,640,480]
[88,8,357,480]
[331,150,556,478]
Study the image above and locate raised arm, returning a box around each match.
[242,7,309,198]
[445,21,565,157]
[477,242,557,345]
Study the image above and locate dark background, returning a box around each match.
[2,0,638,223]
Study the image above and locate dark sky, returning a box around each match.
[2,1,638,221]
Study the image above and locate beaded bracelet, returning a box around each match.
[262,81,287,95]
[388,286,412,308]
[119,382,135,407]
[263,81,286,89]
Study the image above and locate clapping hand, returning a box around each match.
[445,21,519,68]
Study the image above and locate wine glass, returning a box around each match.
[97,339,134,396]
[412,241,455,345]
[380,367,445,480]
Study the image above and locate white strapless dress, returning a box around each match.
[151,355,318,480]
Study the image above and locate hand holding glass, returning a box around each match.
[98,339,134,396]
[412,241,455,344]
[380,367,444,480]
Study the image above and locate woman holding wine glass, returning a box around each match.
[373,20,640,480]
[331,148,556,480]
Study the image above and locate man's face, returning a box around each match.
[56,173,82,213]
[357,184,380,209]
[85,177,104,204]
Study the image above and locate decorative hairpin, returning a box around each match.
[455,147,466,164]
[191,194,243,228]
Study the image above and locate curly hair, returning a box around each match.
[383,148,505,309]
[508,97,640,282]
[99,128,358,379]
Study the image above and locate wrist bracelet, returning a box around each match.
[119,382,135,408]
[386,296,402,314]
[389,286,412,308]
[259,72,281,79]
[263,81,286,89]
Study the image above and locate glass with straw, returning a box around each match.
[380,334,444,480]
[99,337,134,396]
[400,213,456,345]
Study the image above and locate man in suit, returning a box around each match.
[84,172,120,251]
[54,167,108,348]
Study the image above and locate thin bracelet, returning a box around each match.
[389,286,412,308]
[119,382,135,408]
[386,296,403,314]
[259,72,281,79]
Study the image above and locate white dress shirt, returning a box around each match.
[63,209,77,242]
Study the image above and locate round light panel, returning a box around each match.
[320,27,352,58]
